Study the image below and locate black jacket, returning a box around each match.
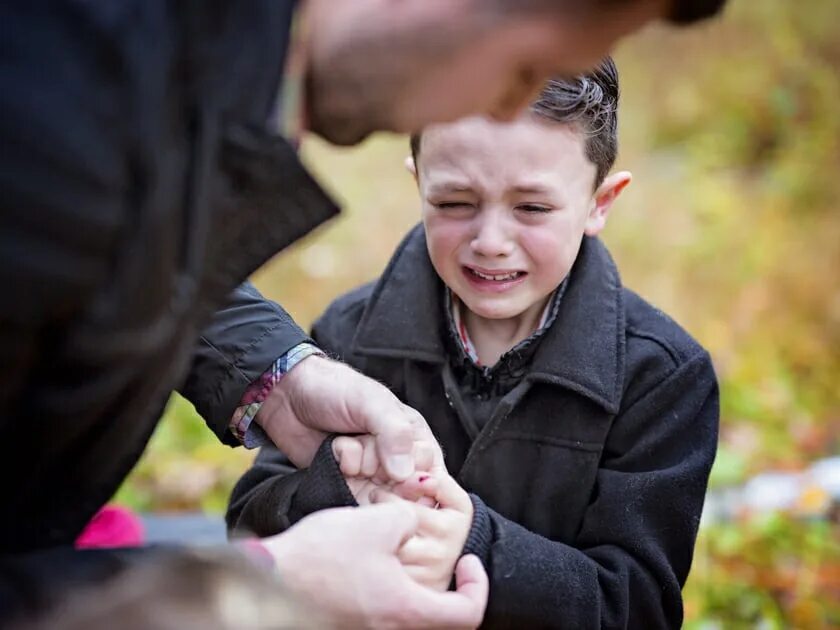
[228,226,720,629]
[0,0,338,618]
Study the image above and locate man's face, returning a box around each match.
[304,0,664,145]
[416,114,601,323]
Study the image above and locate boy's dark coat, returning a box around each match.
[228,225,719,629]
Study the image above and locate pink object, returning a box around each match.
[75,505,145,549]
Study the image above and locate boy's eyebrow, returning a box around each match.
[511,183,553,195]
[426,182,475,195]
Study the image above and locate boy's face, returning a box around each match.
[414,113,627,322]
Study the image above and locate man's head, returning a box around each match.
[408,58,632,324]
[303,0,726,145]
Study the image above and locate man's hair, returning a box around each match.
[410,56,620,188]
[491,0,727,24]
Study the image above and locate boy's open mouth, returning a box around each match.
[462,265,527,291]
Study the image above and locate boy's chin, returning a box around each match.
[461,298,531,322]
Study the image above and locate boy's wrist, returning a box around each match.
[289,435,358,524]
[461,494,493,567]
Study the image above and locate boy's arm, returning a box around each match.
[226,437,357,537]
[462,352,718,629]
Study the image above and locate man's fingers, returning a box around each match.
[413,441,437,473]
[332,436,363,477]
[360,436,380,478]
[353,503,419,550]
[376,408,422,482]
[411,418,447,473]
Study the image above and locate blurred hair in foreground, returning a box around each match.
[13,550,323,630]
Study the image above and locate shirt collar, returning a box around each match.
[447,284,565,368]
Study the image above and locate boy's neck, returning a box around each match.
[460,295,552,367]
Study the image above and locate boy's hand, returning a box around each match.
[332,435,439,505]
[372,473,474,592]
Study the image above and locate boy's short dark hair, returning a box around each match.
[410,56,620,188]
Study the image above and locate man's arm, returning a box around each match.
[179,282,313,446]
[224,293,372,536]
[460,352,719,628]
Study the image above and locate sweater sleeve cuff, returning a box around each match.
[288,436,357,524]
[462,494,494,568]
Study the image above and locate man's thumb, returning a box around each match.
[372,408,418,482]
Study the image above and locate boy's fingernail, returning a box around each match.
[387,454,413,479]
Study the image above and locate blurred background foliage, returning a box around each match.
[116,0,839,626]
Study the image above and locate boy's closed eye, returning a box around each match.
[515,203,553,214]
[434,201,474,209]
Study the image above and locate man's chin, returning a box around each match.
[308,118,373,147]
[306,99,378,147]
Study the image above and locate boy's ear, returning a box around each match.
[405,155,418,182]
[585,171,631,236]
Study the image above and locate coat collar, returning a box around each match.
[351,224,625,413]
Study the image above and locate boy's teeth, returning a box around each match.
[472,269,520,281]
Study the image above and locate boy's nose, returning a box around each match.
[470,216,514,258]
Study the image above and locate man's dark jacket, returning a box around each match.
[0,0,338,618]
[228,226,720,629]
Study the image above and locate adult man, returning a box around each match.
[0,0,725,626]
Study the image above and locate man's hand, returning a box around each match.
[332,434,439,505]
[256,355,444,482]
[261,503,488,629]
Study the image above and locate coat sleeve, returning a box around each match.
[179,282,313,445]
[224,300,362,536]
[462,352,719,629]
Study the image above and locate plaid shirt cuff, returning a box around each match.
[230,342,324,449]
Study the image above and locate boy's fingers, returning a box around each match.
[398,535,444,566]
[410,503,452,538]
[433,473,473,514]
[405,554,489,628]
[332,436,363,477]
[355,503,419,550]
[391,473,440,502]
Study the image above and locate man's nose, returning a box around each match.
[470,212,514,258]
[488,70,544,122]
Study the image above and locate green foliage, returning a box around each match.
[685,516,840,628]
[115,394,253,513]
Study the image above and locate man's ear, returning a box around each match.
[405,155,418,183]
[585,171,631,236]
